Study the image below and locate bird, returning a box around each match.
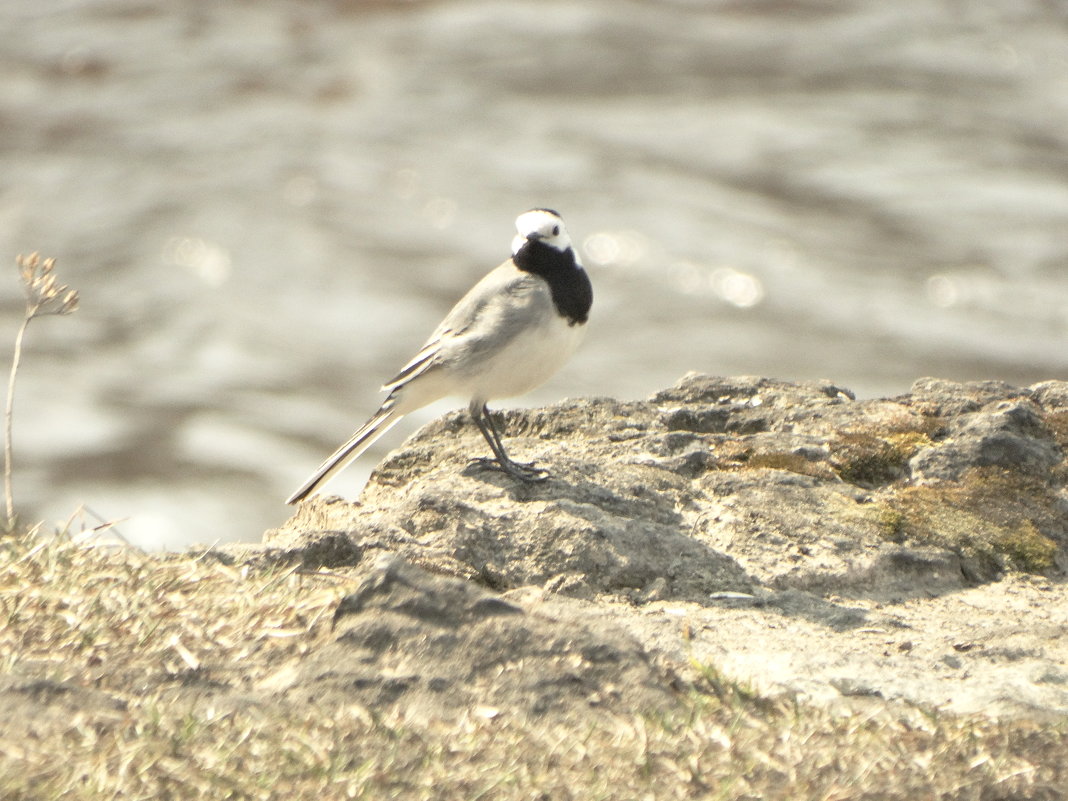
[286,208,592,505]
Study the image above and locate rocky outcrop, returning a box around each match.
[256,554,682,722]
[245,375,1068,719]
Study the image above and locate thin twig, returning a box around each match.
[4,316,31,524]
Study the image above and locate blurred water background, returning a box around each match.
[2,1,1068,548]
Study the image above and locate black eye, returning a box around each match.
[552,225,560,236]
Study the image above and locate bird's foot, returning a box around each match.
[469,456,549,483]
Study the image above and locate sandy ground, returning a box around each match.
[553,574,1068,719]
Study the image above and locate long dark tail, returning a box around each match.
[286,406,402,504]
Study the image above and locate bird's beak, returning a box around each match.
[526,231,543,242]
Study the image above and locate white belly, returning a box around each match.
[465,313,586,402]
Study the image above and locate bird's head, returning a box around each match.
[512,208,573,256]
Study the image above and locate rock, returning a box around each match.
[1027,380,1068,411]
[258,555,682,722]
[248,374,1068,718]
[905,377,1030,416]
[214,528,363,569]
[909,399,1062,483]
[268,374,1066,598]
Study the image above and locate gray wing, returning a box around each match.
[383,261,545,392]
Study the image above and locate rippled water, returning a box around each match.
[3,1,1068,547]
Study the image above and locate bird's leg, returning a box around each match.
[469,402,547,482]
[480,404,537,468]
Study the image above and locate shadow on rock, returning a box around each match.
[258,556,684,722]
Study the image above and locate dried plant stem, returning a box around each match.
[3,253,79,530]
[4,315,31,525]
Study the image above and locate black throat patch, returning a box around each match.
[512,241,593,326]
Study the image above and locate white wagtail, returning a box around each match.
[286,208,592,504]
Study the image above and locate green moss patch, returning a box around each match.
[830,430,933,487]
[741,450,832,479]
[878,467,1063,574]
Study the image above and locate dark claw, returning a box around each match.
[468,402,549,483]
[469,457,549,483]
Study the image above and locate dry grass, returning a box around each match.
[0,530,343,691]
[1,531,1065,801]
